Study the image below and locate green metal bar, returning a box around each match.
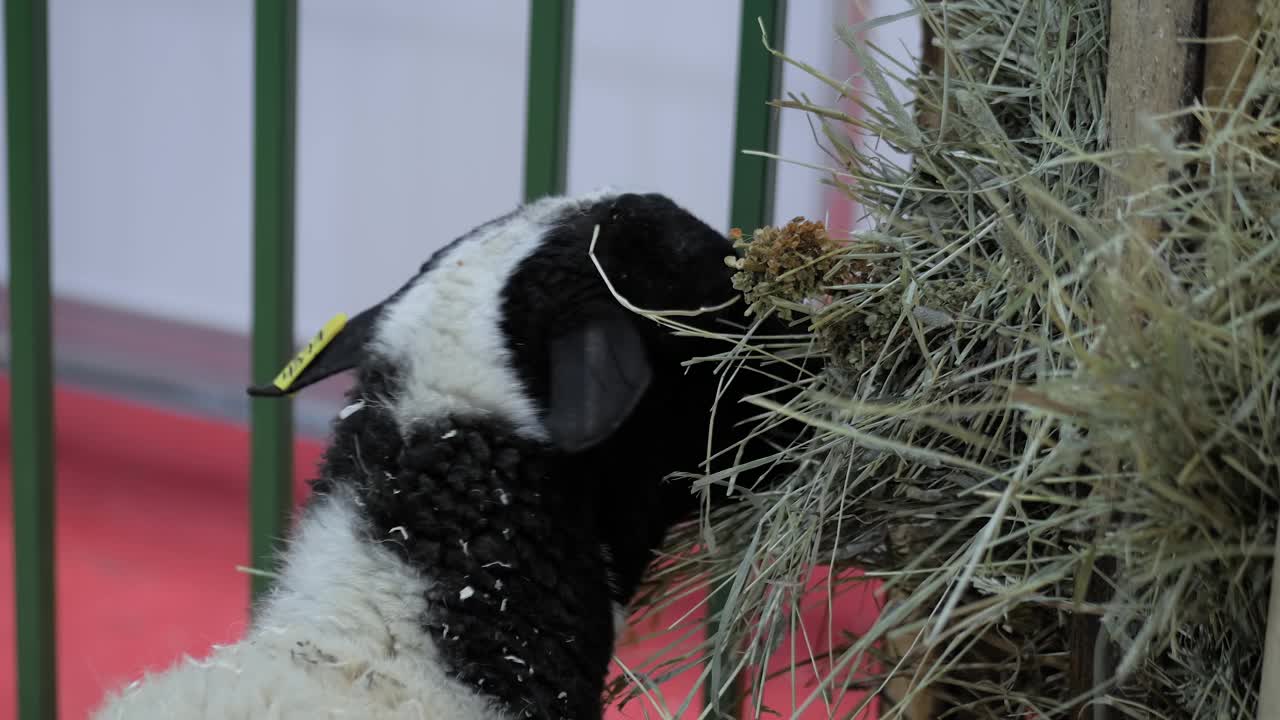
[523,0,574,202]
[728,0,786,235]
[5,0,57,717]
[249,0,298,604]
[709,4,787,717]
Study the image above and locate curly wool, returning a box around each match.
[319,367,619,720]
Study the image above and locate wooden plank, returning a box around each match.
[1245,11,1279,713]
[1202,0,1259,144]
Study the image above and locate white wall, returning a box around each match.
[1,1,920,342]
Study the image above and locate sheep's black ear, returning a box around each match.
[546,305,653,453]
[246,304,384,398]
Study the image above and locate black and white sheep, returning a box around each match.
[93,190,793,720]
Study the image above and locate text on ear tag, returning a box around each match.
[271,313,349,392]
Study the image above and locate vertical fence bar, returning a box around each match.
[5,0,57,717]
[729,0,786,235]
[524,0,574,202]
[5,1,57,717]
[709,2,786,717]
[249,0,298,604]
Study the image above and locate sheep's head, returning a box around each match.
[250,190,800,606]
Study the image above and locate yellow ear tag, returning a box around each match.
[271,313,349,392]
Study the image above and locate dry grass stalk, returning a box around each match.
[603,2,1280,718]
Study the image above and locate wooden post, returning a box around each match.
[881,530,937,718]
[1260,520,1280,719]
[1100,0,1204,240]
[916,2,945,134]
[895,1,1242,716]
[1202,0,1259,141]
[881,589,937,719]
[1200,6,1278,716]
[1079,2,1204,718]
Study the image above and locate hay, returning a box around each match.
[604,1,1280,718]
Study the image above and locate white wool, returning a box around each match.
[92,492,504,719]
[371,189,617,440]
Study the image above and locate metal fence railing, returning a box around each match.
[4,1,784,717]
[6,0,56,717]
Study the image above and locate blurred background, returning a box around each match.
[0,1,919,717]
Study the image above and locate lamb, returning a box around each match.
[92,190,794,720]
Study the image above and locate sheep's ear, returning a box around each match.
[545,306,653,453]
[246,304,384,398]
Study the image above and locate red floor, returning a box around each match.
[0,378,880,719]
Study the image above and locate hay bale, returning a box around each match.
[608,1,1279,718]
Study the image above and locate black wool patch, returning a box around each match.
[314,367,618,720]
[495,192,810,605]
